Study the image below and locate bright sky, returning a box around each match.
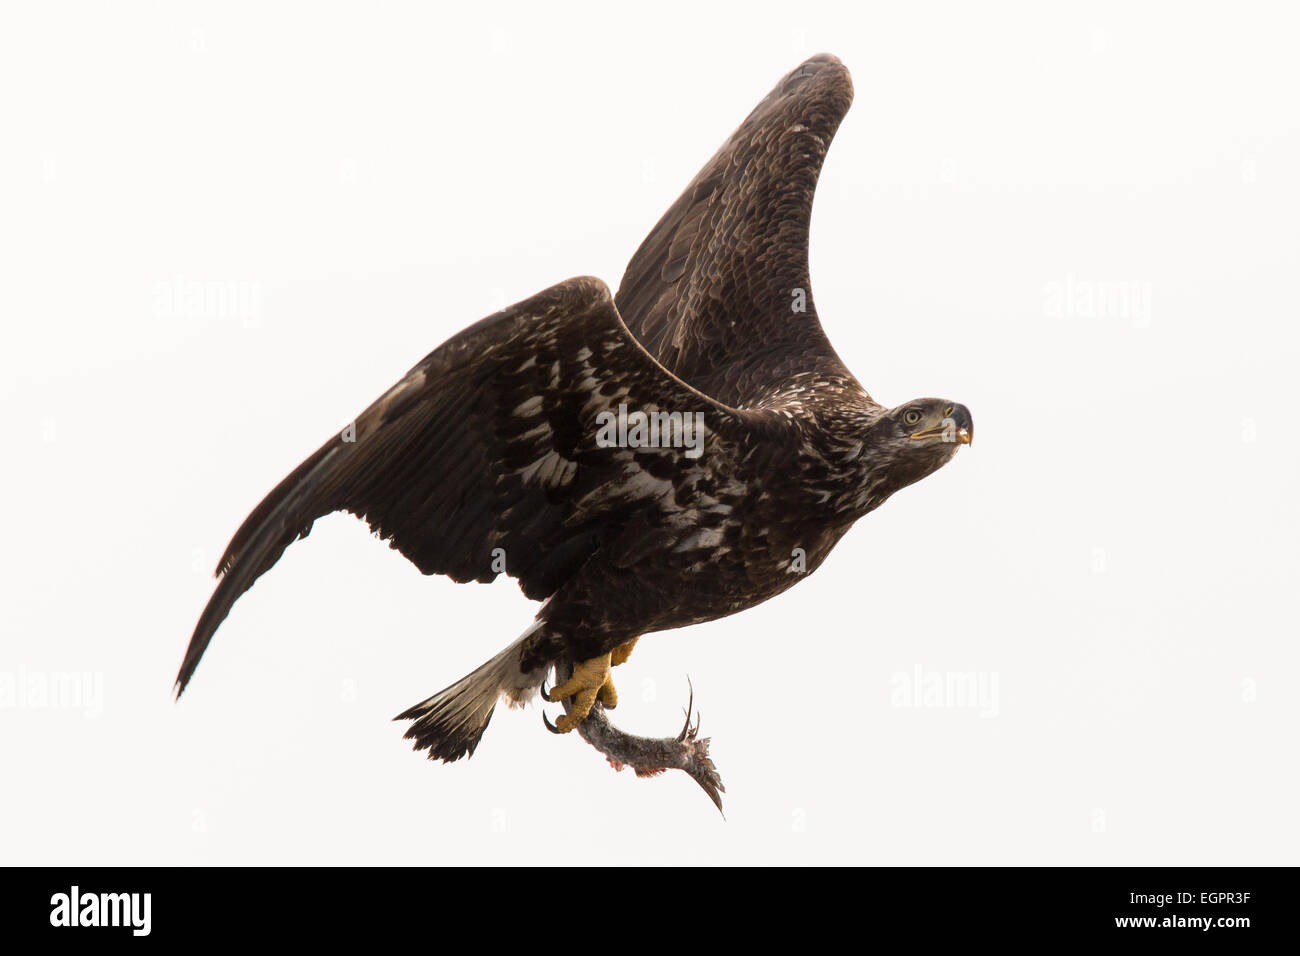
[2,0,1297,864]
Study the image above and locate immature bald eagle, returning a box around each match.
[176,54,973,765]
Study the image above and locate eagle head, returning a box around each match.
[860,398,973,503]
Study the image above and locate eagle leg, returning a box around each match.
[542,652,615,732]
[609,635,639,668]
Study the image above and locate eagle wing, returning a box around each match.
[176,277,790,694]
[615,54,859,406]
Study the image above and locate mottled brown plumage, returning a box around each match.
[616,53,857,406]
[176,54,973,767]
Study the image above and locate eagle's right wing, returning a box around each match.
[176,277,793,695]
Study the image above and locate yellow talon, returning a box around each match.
[547,653,614,733]
[597,676,619,709]
[544,639,640,733]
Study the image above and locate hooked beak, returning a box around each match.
[910,421,973,445]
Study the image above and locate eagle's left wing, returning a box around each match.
[176,277,792,695]
[615,54,860,406]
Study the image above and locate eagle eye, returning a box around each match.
[902,409,922,426]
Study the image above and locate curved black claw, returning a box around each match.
[677,676,697,742]
[540,677,552,703]
[542,710,563,735]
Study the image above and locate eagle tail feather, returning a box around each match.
[395,620,547,762]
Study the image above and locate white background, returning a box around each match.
[2,1,1296,865]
